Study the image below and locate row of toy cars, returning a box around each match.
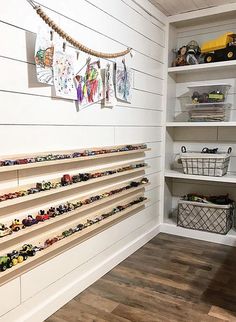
[0,244,42,271]
[0,144,147,168]
[0,178,149,238]
[0,163,146,203]
[0,196,147,272]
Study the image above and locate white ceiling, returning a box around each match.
[149,0,236,16]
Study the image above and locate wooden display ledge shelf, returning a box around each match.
[0,181,149,247]
[168,60,236,76]
[0,162,148,209]
[0,145,150,173]
[165,169,236,184]
[0,196,148,287]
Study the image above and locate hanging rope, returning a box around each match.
[27,0,132,59]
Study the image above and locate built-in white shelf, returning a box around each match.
[165,169,236,184]
[168,60,236,76]
[166,122,236,127]
[162,220,236,246]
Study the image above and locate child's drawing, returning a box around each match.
[103,63,117,107]
[35,28,54,85]
[115,62,133,103]
[75,60,104,108]
[53,48,77,100]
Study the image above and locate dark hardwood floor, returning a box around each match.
[46,233,236,322]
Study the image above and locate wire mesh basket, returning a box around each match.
[178,200,234,235]
[180,146,232,176]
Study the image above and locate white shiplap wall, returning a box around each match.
[0,0,166,321]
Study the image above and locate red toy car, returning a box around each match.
[36,210,50,222]
[61,174,72,186]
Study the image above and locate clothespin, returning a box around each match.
[76,51,80,60]
[86,56,91,65]
[97,59,101,69]
[50,30,53,41]
[129,48,135,58]
[62,42,66,52]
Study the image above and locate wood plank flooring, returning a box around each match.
[45,233,236,322]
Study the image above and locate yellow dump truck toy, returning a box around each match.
[201,32,236,63]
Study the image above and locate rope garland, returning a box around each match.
[27,0,132,59]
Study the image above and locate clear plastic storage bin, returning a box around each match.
[187,84,231,103]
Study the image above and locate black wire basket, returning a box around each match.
[178,200,234,235]
[180,146,232,177]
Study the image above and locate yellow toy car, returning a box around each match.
[201,32,236,63]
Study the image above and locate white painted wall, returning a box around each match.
[0,0,166,320]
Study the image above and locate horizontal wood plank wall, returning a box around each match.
[0,0,166,320]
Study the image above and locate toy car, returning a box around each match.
[62,229,74,237]
[36,181,52,191]
[51,182,61,189]
[0,224,12,237]
[10,219,23,232]
[6,192,19,199]
[18,190,28,197]
[27,187,40,194]
[20,244,37,257]
[0,256,13,271]
[61,174,72,186]
[36,210,50,222]
[141,178,148,184]
[44,237,59,248]
[22,215,38,227]
[35,156,47,162]
[14,159,28,165]
[0,195,8,202]
[7,250,25,265]
[73,201,82,208]
[79,173,91,181]
[72,175,81,183]
[3,160,14,166]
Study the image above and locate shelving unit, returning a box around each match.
[0,182,149,248]
[168,60,236,76]
[0,161,148,210]
[166,122,236,127]
[162,9,236,244]
[0,196,148,287]
[165,169,236,183]
[0,144,149,286]
[0,145,149,173]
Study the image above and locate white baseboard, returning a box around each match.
[1,223,160,322]
[160,223,236,247]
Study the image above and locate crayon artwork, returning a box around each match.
[75,61,104,108]
[53,50,77,100]
[115,62,133,103]
[35,28,54,85]
[103,63,117,107]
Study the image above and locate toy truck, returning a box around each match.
[0,256,13,271]
[201,32,236,63]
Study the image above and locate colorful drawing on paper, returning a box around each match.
[103,63,117,107]
[75,61,104,108]
[53,50,77,100]
[115,62,133,103]
[35,28,54,85]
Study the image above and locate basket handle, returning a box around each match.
[228,147,232,154]
[181,146,186,153]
